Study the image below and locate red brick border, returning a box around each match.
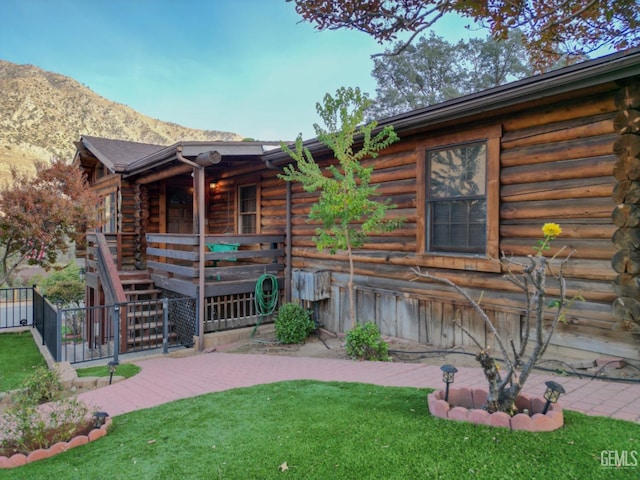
[427,388,564,432]
[0,417,112,469]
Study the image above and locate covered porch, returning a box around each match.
[76,137,291,355]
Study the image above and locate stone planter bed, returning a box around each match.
[427,387,564,432]
[0,416,112,469]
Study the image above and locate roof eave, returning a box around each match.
[123,141,284,177]
[264,47,640,164]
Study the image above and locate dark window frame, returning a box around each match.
[238,183,259,234]
[416,125,501,273]
[426,141,487,254]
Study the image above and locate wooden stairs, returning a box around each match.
[119,270,172,349]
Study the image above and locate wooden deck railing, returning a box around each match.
[145,234,285,298]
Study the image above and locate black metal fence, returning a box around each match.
[0,286,34,329]
[58,297,196,364]
[33,288,59,359]
[3,286,196,364]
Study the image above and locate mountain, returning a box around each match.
[0,60,243,181]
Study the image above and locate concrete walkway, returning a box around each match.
[77,351,640,423]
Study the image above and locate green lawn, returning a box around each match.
[76,363,141,379]
[2,380,638,479]
[0,332,46,391]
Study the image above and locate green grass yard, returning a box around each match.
[0,331,46,391]
[2,381,638,479]
[75,363,141,379]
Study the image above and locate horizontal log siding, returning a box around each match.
[264,84,637,359]
[499,90,618,282]
[498,88,623,355]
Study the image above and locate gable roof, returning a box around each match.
[75,135,283,177]
[78,136,166,172]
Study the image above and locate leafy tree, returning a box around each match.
[279,87,401,329]
[461,31,533,91]
[0,159,97,285]
[371,32,464,117]
[370,31,532,117]
[289,0,639,71]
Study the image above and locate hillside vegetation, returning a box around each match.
[0,60,242,183]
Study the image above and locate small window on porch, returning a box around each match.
[238,184,257,234]
[99,192,118,233]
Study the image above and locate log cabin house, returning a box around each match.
[74,47,640,361]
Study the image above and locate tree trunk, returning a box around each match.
[475,350,517,415]
[347,243,355,331]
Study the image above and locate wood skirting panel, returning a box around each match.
[317,273,638,360]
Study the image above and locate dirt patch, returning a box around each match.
[222,328,640,381]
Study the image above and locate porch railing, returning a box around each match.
[146,234,285,298]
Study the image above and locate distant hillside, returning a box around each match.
[0,60,243,182]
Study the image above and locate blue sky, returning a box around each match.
[2,0,479,141]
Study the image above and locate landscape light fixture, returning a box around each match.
[108,360,119,385]
[93,411,108,429]
[541,380,565,414]
[440,364,458,402]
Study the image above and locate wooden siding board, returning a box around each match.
[396,296,420,343]
[377,292,397,337]
[356,288,376,324]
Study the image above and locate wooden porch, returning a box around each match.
[84,232,286,353]
[145,233,285,298]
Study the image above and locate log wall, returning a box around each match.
[611,82,640,335]
[258,82,640,360]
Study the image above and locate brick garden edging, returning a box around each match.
[0,416,112,469]
[427,387,564,432]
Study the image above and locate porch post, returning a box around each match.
[196,166,206,351]
[176,146,207,352]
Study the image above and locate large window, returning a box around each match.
[238,184,258,234]
[416,126,501,272]
[427,142,487,253]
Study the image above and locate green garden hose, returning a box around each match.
[250,273,279,343]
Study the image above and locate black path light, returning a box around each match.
[93,411,109,429]
[541,380,565,414]
[440,364,458,402]
[108,360,119,385]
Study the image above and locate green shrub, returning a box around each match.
[17,365,62,404]
[274,303,315,344]
[345,322,391,361]
[1,366,92,455]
